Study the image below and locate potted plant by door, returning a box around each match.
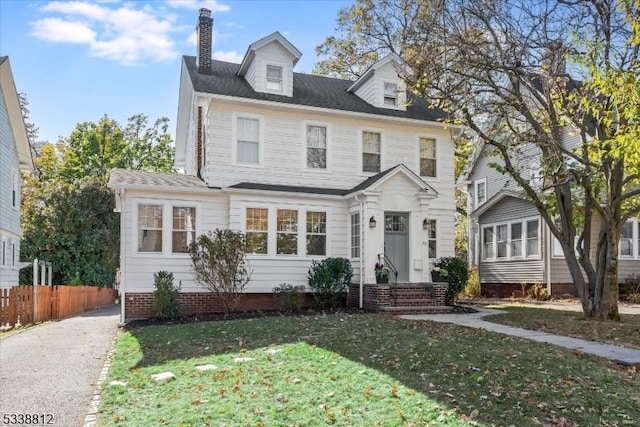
[431,257,448,283]
[375,262,390,284]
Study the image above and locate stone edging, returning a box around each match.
[83,336,117,427]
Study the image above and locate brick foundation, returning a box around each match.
[124,292,315,321]
[481,283,578,298]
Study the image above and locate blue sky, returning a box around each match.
[0,0,351,144]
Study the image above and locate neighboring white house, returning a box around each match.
[108,9,458,321]
[459,131,640,297]
[0,56,33,288]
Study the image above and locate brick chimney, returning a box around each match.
[197,8,213,71]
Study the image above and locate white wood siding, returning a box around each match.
[175,60,195,171]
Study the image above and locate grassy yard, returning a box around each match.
[483,306,640,349]
[99,313,639,426]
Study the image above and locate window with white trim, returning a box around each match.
[266,65,283,92]
[11,242,16,267]
[482,218,540,260]
[350,213,360,258]
[138,204,163,252]
[306,211,326,256]
[383,81,398,107]
[362,131,381,173]
[419,138,436,177]
[246,208,268,254]
[426,219,437,258]
[475,179,487,206]
[1,240,5,266]
[306,125,327,169]
[236,117,260,164]
[172,207,196,253]
[277,209,298,255]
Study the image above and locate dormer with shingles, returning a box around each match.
[236,32,302,98]
[348,54,413,111]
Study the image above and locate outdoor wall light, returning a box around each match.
[369,216,377,228]
[423,218,429,230]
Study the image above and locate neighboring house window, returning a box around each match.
[277,209,298,255]
[483,227,495,259]
[138,204,163,252]
[362,131,381,173]
[1,240,5,266]
[483,218,540,260]
[526,219,540,256]
[511,223,522,257]
[11,242,16,267]
[172,207,196,253]
[426,219,437,258]
[383,81,398,107]
[496,224,508,258]
[246,208,268,254]
[201,124,207,173]
[266,65,283,92]
[619,220,635,257]
[237,117,260,164]
[350,213,360,258]
[419,138,436,177]
[306,211,327,256]
[475,179,487,206]
[306,125,327,169]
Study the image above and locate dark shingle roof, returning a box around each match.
[185,56,447,122]
[228,182,348,196]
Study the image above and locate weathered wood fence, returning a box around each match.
[0,285,116,328]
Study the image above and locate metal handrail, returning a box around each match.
[379,253,399,305]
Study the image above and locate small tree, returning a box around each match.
[437,257,470,306]
[188,229,252,314]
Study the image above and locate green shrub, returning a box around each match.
[461,266,481,298]
[527,283,549,301]
[307,257,353,309]
[153,271,181,319]
[273,283,305,312]
[435,257,469,305]
[620,274,640,302]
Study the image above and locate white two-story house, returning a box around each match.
[0,56,33,287]
[108,9,457,321]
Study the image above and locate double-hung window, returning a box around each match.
[172,207,196,253]
[511,223,522,257]
[350,213,360,258]
[246,208,268,254]
[266,65,283,92]
[306,125,327,169]
[138,204,163,252]
[483,219,539,260]
[362,131,381,173]
[483,227,495,259]
[306,211,326,256]
[237,117,260,164]
[526,220,539,256]
[620,220,634,257]
[496,224,508,258]
[419,138,436,177]
[475,179,486,206]
[383,82,398,107]
[426,219,437,258]
[277,209,298,255]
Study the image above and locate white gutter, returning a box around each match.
[354,194,365,308]
[458,183,472,266]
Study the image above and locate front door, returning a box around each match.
[384,213,410,282]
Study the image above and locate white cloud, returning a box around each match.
[213,50,243,63]
[165,0,230,13]
[31,1,181,65]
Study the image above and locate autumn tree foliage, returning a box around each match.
[315,0,640,319]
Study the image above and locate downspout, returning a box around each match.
[355,194,365,308]
[545,222,552,295]
[458,182,472,265]
[119,188,126,324]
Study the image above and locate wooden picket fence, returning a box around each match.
[0,285,116,328]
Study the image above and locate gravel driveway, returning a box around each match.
[0,304,120,427]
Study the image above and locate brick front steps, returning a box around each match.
[348,282,448,314]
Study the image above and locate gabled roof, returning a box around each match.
[470,189,524,219]
[185,57,447,122]
[347,53,413,93]
[350,164,438,195]
[0,56,33,171]
[237,31,302,77]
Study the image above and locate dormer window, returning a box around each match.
[383,82,398,107]
[266,65,283,92]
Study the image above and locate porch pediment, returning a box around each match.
[348,164,438,198]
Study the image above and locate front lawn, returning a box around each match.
[483,306,640,349]
[99,313,639,426]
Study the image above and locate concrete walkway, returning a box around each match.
[0,304,120,427]
[401,308,640,366]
